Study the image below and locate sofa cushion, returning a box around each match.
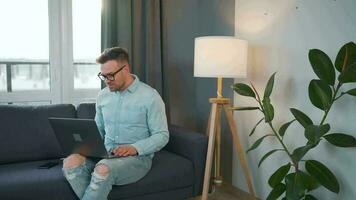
[108,150,194,199]
[0,104,76,164]
[76,103,96,119]
[0,151,193,200]
[0,159,77,200]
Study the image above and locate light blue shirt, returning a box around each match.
[95,74,169,158]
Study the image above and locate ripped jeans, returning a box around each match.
[62,155,152,200]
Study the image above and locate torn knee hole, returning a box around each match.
[63,155,85,169]
[89,165,110,190]
[94,164,109,177]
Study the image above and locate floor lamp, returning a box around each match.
[194,36,256,200]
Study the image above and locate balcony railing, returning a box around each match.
[0,59,99,92]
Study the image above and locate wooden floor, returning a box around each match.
[190,183,257,200]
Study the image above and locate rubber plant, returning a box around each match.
[232,41,356,200]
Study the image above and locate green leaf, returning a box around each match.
[284,171,319,200]
[246,134,274,153]
[304,194,318,200]
[266,183,286,200]
[299,171,320,191]
[323,133,356,147]
[264,72,277,99]
[305,160,340,193]
[290,108,313,128]
[278,119,296,137]
[339,63,356,83]
[335,42,356,72]
[309,49,336,85]
[233,83,256,98]
[305,124,331,145]
[308,79,333,111]
[258,149,283,168]
[268,163,291,188]
[291,145,312,163]
[231,106,260,111]
[285,172,306,200]
[306,140,318,149]
[345,88,356,96]
[263,98,274,122]
[249,118,264,136]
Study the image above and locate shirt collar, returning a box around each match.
[127,74,140,93]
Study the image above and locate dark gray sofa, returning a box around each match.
[0,103,208,200]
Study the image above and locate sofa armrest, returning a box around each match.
[164,125,208,196]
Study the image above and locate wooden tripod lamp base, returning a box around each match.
[201,97,256,200]
[193,36,251,199]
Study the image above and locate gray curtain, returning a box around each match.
[101,0,163,96]
[161,0,235,184]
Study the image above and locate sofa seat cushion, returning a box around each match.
[109,150,194,199]
[0,159,77,200]
[0,151,194,200]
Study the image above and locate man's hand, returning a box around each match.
[112,145,138,157]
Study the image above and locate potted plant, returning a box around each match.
[232,42,356,200]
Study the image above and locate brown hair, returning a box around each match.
[96,47,130,64]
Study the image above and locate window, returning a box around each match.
[0,0,102,104]
[10,101,51,106]
[0,65,6,91]
[11,64,50,91]
[72,0,101,90]
[0,0,49,93]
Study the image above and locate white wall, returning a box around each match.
[233,0,356,199]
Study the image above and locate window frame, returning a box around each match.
[0,0,101,105]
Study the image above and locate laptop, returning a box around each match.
[49,117,116,159]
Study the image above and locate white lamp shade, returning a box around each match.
[194,36,248,78]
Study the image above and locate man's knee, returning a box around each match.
[88,164,110,191]
[94,164,109,177]
[63,154,85,169]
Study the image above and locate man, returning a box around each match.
[62,47,169,200]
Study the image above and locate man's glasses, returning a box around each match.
[97,64,126,81]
